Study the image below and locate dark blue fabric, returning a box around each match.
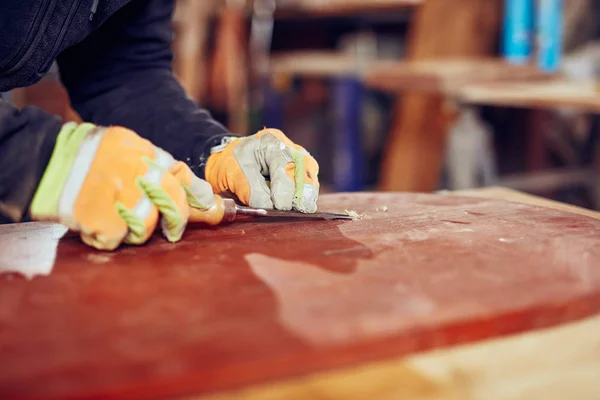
[0,0,230,222]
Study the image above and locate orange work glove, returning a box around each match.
[205,128,320,213]
[30,122,215,250]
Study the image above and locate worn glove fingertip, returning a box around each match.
[272,196,293,211]
[184,177,215,210]
[249,190,275,209]
[292,183,319,213]
[80,231,122,251]
[160,216,187,243]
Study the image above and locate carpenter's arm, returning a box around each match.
[0,99,61,222]
[57,0,231,178]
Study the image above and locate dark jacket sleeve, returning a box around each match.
[56,0,231,178]
[0,98,60,222]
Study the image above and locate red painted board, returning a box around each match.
[1,193,599,400]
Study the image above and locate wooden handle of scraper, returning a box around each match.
[188,194,227,226]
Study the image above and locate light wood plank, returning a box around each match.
[459,80,600,112]
[275,0,423,18]
[364,58,554,95]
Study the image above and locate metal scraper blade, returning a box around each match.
[259,209,354,220]
[234,204,353,220]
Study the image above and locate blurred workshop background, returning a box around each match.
[5,0,600,209]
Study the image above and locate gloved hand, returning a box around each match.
[205,128,319,213]
[29,122,215,250]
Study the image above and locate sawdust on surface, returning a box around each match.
[344,209,366,220]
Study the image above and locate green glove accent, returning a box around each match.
[30,122,96,218]
[138,179,185,242]
[183,186,211,210]
[115,202,147,245]
[140,157,186,242]
[291,147,306,208]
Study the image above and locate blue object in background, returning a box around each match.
[262,74,363,192]
[262,76,285,130]
[332,76,363,192]
[502,0,534,64]
[536,0,563,72]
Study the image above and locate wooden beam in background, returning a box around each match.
[378,0,502,192]
[172,0,216,103]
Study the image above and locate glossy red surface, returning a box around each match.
[1,193,599,399]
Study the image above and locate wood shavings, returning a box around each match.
[344,209,365,220]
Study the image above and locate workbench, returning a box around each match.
[1,187,599,400]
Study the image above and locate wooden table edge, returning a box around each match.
[188,187,600,400]
[447,186,600,220]
[194,312,600,400]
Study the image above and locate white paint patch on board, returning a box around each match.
[246,252,437,347]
